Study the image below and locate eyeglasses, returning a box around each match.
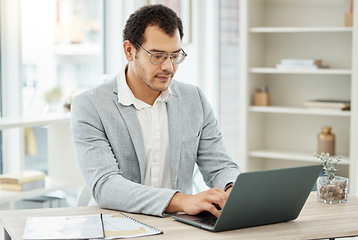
[136,43,187,65]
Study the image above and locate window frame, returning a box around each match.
[0,0,109,174]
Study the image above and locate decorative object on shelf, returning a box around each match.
[44,86,62,104]
[44,86,63,112]
[345,0,353,27]
[314,153,348,204]
[63,96,72,112]
[254,86,270,106]
[63,90,81,112]
[317,126,335,156]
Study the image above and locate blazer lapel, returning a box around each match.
[112,81,146,183]
[167,93,182,189]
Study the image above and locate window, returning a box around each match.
[22,0,105,115]
[20,0,105,172]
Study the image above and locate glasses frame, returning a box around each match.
[136,43,187,65]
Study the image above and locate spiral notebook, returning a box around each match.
[101,212,163,239]
[22,213,163,239]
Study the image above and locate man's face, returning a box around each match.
[132,25,181,93]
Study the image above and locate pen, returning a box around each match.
[100,213,105,238]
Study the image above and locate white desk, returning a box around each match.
[1,192,358,240]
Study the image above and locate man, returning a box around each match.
[71,4,240,217]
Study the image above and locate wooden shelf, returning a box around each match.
[250,68,352,75]
[0,112,71,130]
[249,106,351,117]
[250,27,353,33]
[249,149,350,165]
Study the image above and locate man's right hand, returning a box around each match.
[165,188,229,218]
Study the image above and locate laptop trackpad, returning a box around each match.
[193,211,218,227]
[174,211,218,229]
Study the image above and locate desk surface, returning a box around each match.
[1,192,358,240]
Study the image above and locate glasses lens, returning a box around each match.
[150,52,167,64]
[149,51,187,65]
[171,53,186,64]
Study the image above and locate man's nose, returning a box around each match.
[160,56,174,71]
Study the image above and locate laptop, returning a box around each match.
[172,164,322,232]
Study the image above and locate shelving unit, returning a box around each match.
[0,177,77,209]
[239,0,358,195]
[0,113,84,209]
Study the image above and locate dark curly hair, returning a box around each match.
[123,4,184,49]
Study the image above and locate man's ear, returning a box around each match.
[123,40,135,61]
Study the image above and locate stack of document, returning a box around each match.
[0,170,46,191]
[276,59,327,70]
[304,99,351,110]
[22,213,163,239]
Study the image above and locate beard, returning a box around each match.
[134,55,174,92]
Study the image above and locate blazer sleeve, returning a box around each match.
[70,91,177,217]
[194,87,241,190]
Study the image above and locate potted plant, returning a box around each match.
[314,152,348,204]
[44,86,63,112]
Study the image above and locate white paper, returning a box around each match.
[23,214,104,240]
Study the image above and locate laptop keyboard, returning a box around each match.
[194,216,217,226]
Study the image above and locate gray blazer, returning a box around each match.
[70,77,240,216]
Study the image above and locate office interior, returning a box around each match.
[0,0,357,213]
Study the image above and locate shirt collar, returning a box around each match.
[117,66,173,110]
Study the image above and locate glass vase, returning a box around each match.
[317,176,348,204]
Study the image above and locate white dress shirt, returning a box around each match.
[117,70,173,189]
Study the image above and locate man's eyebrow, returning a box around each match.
[149,48,182,53]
